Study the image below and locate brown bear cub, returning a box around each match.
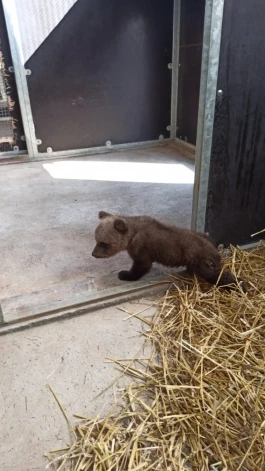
[92,211,247,292]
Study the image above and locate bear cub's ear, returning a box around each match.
[114,218,128,232]
[98,211,111,219]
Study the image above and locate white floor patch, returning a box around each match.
[43,160,195,184]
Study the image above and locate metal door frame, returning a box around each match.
[170,0,180,140]
[191,0,225,232]
[2,0,180,160]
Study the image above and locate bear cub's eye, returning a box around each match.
[99,242,109,249]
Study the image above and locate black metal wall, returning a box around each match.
[0,1,25,152]
[25,0,173,153]
[205,0,265,246]
[176,0,205,145]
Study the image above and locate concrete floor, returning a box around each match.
[0,143,194,322]
[0,299,156,471]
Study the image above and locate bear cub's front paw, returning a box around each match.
[118,270,133,281]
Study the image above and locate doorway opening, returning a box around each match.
[0,0,213,326]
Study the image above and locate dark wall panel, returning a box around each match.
[25,0,173,153]
[0,0,26,152]
[176,0,205,145]
[206,0,265,246]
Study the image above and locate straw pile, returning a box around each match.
[46,243,265,471]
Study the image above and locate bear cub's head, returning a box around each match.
[92,211,129,259]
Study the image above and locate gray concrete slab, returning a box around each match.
[0,143,193,321]
[0,300,157,471]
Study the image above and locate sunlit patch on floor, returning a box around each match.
[43,160,194,184]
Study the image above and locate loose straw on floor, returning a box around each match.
[46,243,265,471]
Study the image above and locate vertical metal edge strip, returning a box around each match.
[2,0,38,158]
[170,0,181,139]
[191,0,225,232]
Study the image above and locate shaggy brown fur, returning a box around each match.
[92,211,247,291]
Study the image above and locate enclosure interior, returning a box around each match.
[0,0,205,324]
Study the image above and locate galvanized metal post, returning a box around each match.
[2,0,38,158]
[191,0,225,232]
[170,0,181,139]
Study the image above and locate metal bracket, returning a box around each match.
[8,66,14,73]
[36,139,42,145]
[168,63,173,69]
[25,69,32,76]
[166,125,171,131]
[159,134,164,140]
[13,145,19,151]
[21,135,25,141]
[47,147,53,153]
[105,140,112,147]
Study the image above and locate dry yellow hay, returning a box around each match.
[46,243,265,471]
